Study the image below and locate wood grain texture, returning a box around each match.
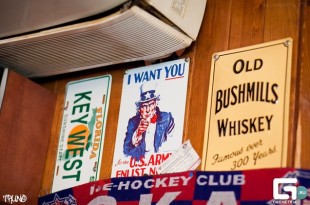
[229,0,266,48]
[264,0,301,167]
[185,0,233,167]
[40,94,64,195]
[0,70,56,204]
[295,0,310,169]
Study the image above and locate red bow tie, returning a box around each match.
[150,114,157,123]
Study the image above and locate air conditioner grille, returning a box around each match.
[0,6,192,77]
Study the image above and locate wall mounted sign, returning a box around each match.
[202,38,293,171]
[52,75,111,193]
[40,168,310,204]
[111,58,190,177]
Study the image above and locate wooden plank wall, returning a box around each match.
[0,71,56,204]
[36,0,309,195]
[295,0,310,169]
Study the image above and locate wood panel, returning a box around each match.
[295,0,310,169]
[264,0,301,167]
[36,0,309,196]
[0,70,56,204]
[186,0,233,163]
[229,0,266,48]
[40,94,64,195]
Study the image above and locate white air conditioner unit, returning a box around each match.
[0,68,9,110]
[0,0,206,77]
[143,0,205,40]
[0,0,129,39]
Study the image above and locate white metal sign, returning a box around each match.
[52,75,111,192]
[111,58,190,177]
[202,38,293,171]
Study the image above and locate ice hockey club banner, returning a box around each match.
[39,168,310,205]
[111,58,190,178]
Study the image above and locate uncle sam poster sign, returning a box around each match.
[52,75,111,193]
[111,58,190,177]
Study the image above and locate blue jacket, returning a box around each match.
[123,107,175,160]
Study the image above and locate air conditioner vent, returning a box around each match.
[0,6,192,77]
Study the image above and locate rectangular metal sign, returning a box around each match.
[202,38,293,171]
[52,75,111,192]
[111,58,190,177]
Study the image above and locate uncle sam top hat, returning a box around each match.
[136,81,160,105]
